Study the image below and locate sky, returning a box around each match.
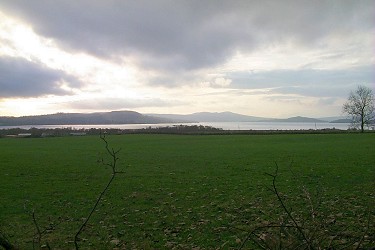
[0,0,374,118]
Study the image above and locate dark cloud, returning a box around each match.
[0,56,82,98]
[0,0,372,73]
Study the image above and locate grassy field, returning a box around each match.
[0,133,374,249]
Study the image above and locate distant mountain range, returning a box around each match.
[0,110,350,126]
[262,116,326,123]
[0,111,173,126]
[149,112,348,123]
[147,112,267,122]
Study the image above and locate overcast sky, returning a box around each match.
[0,0,374,118]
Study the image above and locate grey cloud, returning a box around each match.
[0,56,82,98]
[262,95,339,109]
[0,0,372,73]
[229,66,375,97]
[317,97,338,106]
[196,88,271,97]
[148,72,199,88]
[262,95,304,105]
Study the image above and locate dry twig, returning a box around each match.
[74,131,124,249]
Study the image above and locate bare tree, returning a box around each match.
[343,85,374,133]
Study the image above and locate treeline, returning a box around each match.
[0,127,105,138]
[0,125,224,138]
[1,125,371,138]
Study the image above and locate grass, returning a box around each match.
[0,133,374,249]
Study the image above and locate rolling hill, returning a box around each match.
[0,111,173,126]
[148,111,268,122]
[1,111,345,126]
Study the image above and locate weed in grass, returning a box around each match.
[239,162,374,249]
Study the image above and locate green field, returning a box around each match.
[1,133,374,249]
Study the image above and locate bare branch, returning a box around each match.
[74,131,124,249]
[269,163,313,249]
[32,211,42,249]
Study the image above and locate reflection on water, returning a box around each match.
[199,122,350,130]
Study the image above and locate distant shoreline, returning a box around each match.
[0,121,352,131]
[1,124,373,138]
[0,110,352,126]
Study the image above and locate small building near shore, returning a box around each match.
[18,133,32,137]
[70,132,86,136]
[5,133,32,138]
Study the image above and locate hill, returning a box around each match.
[149,112,267,122]
[0,111,173,126]
[330,118,352,123]
[262,116,326,123]
[1,111,343,126]
[318,116,347,122]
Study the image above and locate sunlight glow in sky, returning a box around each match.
[0,1,374,118]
